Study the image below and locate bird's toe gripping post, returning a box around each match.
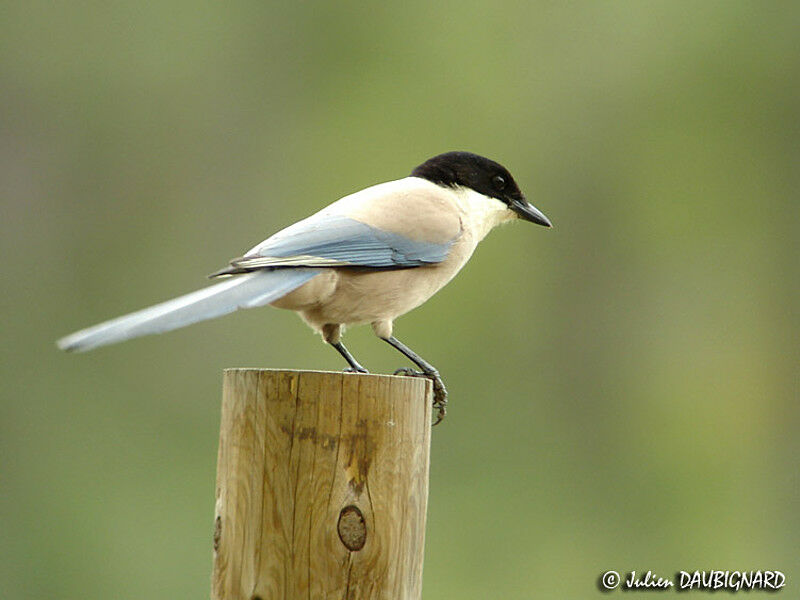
[394,368,448,425]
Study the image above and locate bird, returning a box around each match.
[57,151,551,424]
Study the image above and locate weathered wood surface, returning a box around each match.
[212,369,432,600]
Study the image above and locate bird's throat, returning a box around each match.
[452,187,515,242]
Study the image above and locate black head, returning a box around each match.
[411,151,524,203]
[411,151,551,227]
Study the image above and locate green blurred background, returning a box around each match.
[2,1,797,598]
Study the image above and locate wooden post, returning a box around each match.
[211,369,432,600]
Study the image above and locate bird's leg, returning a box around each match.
[329,341,369,374]
[322,323,368,374]
[383,336,448,425]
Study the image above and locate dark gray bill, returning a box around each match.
[511,199,552,227]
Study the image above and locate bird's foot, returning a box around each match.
[393,367,448,425]
[430,374,448,426]
[393,367,424,377]
[343,366,369,374]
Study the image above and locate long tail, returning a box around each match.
[57,269,319,352]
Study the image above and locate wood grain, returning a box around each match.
[211,369,432,600]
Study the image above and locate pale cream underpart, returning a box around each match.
[268,177,518,342]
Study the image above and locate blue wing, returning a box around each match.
[213,214,456,276]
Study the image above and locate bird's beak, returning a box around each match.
[510,198,552,227]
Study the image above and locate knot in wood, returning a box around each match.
[213,515,221,553]
[337,505,366,551]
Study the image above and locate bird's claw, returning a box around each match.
[343,366,369,374]
[430,375,448,426]
[393,367,424,377]
[393,367,448,426]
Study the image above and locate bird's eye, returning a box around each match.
[492,175,506,190]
